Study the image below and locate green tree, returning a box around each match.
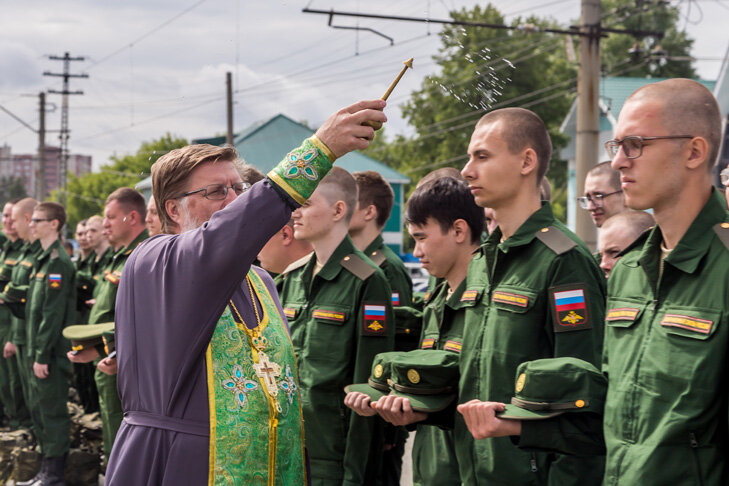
[61,133,187,229]
[600,0,695,78]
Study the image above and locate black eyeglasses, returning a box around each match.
[30,218,52,223]
[176,182,250,201]
[605,135,693,159]
[577,190,623,209]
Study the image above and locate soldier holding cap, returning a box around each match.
[454,108,606,484]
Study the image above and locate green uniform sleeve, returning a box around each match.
[343,271,395,485]
[34,260,75,364]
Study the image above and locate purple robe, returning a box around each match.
[106,181,291,484]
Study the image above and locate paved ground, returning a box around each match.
[401,431,415,485]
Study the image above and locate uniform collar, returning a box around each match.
[364,234,384,256]
[114,229,149,260]
[5,238,23,252]
[312,234,357,281]
[484,202,555,253]
[640,188,728,275]
[37,239,63,262]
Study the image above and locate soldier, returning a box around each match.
[452,108,606,484]
[22,202,76,485]
[597,210,654,277]
[0,198,31,429]
[1,198,42,437]
[67,188,148,464]
[144,196,163,237]
[279,166,395,485]
[85,215,112,281]
[257,218,313,292]
[579,161,627,228]
[347,176,484,485]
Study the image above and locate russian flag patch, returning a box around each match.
[48,273,62,289]
[549,285,591,332]
[362,303,387,336]
[391,293,400,306]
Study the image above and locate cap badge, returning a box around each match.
[407,369,420,384]
[516,373,526,393]
[373,364,384,379]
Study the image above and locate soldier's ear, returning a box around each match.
[332,200,347,222]
[452,219,468,244]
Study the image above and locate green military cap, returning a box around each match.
[389,349,458,413]
[344,351,401,401]
[63,322,114,354]
[498,357,608,421]
[0,282,26,304]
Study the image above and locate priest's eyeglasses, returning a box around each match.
[176,182,250,200]
[577,191,623,209]
[605,135,693,159]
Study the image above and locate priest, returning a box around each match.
[105,100,386,485]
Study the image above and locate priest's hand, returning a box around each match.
[97,357,118,376]
[372,395,427,426]
[67,348,100,363]
[33,362,49,379]
[315,100,387,158]
[344,391,378,417]
[457,400,522,440]
[3,341,16,358]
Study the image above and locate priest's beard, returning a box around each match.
[178,198,207,233]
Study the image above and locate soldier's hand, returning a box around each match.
[67,348,100,363]
[457,400,522,440]
[97,357,118,376]
[315,100,387,158]
[3,341,16,358]
[372,394,427,426]
[33,362,49,379]
[85,298,96,307]
[344,392,377,417]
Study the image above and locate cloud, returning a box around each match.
[0,43,43,89]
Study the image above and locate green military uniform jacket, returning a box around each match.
[363,235,416,350]
[456,202,606,485]
[26,239,76,364]
[280,235,395,485]
[7,240,43,345]
[600,189,729,485]
[89,231,148,326]
[0,238,24,327]
[410,277,475,486]
[75,250,96,323]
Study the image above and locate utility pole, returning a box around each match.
[43,52,88,206]
[37,92,46,201]
[575,0,601,249]
[226,72,234,146]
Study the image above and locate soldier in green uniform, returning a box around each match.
[85,215,113,285]
[72,219,100,415]
[0,199,31,428]
[22,202,76,484]
[463,80,729,485]
[348,176,484,485]
[1,198,42,435]
[451,108,606,484]
[348,170,413,485]
[279,167,395,485]
[67,188,148,463]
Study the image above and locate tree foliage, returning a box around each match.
[0,176,28,206]
[61,133,187,229]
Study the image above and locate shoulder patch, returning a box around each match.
[535,226,577,255]
[362,303,387,336]
[549,284,592,332]
[341,254,377,281]
[368,250,387,267]
[713,222,729,251]
[48,273,62,289]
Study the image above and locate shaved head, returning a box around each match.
[626,79,721,169]
[14,197,38,216]
[316,167,358,223]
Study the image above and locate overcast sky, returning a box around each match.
[1,0,727,171]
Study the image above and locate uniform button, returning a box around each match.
[722,223,729,229]
[405,329,410,334]
[21,299,25,303]
[344,256,350,261]
[540,228,549,233]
